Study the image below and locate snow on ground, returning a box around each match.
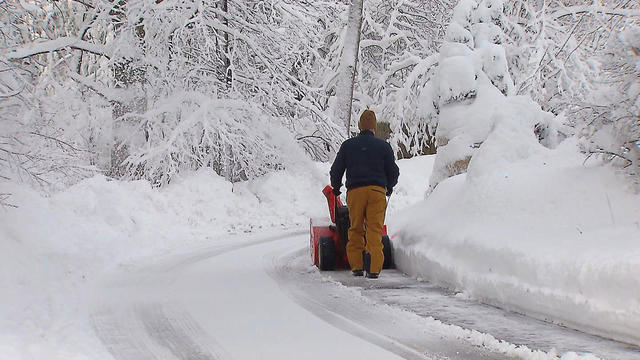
[281,245,612,360]
[391,137,640,347]
[2,131,639,358]
[0,156,429,359]
[0,164,328,359]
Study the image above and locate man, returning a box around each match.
[330,110,400,279]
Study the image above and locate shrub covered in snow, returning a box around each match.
[581,26,640,184]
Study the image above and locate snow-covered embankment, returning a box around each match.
[392,139,640,346]
[391,0,640,346]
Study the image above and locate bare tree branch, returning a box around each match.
[0,193,18,208]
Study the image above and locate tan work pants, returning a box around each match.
[346,185,387,274]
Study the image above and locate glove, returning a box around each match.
[386,188,393,196]
[332,188,341,197]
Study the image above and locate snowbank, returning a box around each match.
[391,138,640,346]
[387,155,436,213]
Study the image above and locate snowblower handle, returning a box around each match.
[322,185,343,224]
[383,194,390,224]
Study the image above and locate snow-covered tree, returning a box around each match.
[426,0,562,190]
[0,1,106,191]
[114,0,349,183]
[1,0,349,187]
[332,0,364,137]
[498,1,639,180]
[3,0,639,195]
[426,0,512,189]
[354,0,455,157]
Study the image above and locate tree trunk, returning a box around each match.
[109,0,147,178]
[219,0,232,86]
[333,0,364,138]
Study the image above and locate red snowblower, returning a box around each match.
[310,185,394,271]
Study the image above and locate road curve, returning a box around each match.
[90,231,409,360]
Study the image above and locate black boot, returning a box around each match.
[352,269,364,277]
[363,251,371,274]
[365,272,379,279]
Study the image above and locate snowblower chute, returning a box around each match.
[310,185,394,271]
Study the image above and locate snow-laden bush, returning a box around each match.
[0,76,105,190]
[581,26,640,184]
[122,92,308,184]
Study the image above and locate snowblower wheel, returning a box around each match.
[382,235,394,269]
[318,236,336,271]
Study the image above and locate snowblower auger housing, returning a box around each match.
[310,185,394,271]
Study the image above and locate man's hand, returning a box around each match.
[386,188,393,196]
[332,188,341,197]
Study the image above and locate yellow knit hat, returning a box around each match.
[359,110,377,131]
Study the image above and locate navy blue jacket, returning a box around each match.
[330,130,400,192]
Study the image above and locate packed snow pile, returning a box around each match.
[392,129,640,346]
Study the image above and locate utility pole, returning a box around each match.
[333,0,364,138]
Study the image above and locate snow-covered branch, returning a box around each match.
[552,6,640,20]
[5,37,110,60]
[68,72,130,103]
[354,0,452,156]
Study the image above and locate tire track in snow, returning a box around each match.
[91,306,159,360]
[136,303,228,360]
[92,303,227,360]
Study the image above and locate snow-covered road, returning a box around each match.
[88,231,640,360]
[91,231,410,359]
